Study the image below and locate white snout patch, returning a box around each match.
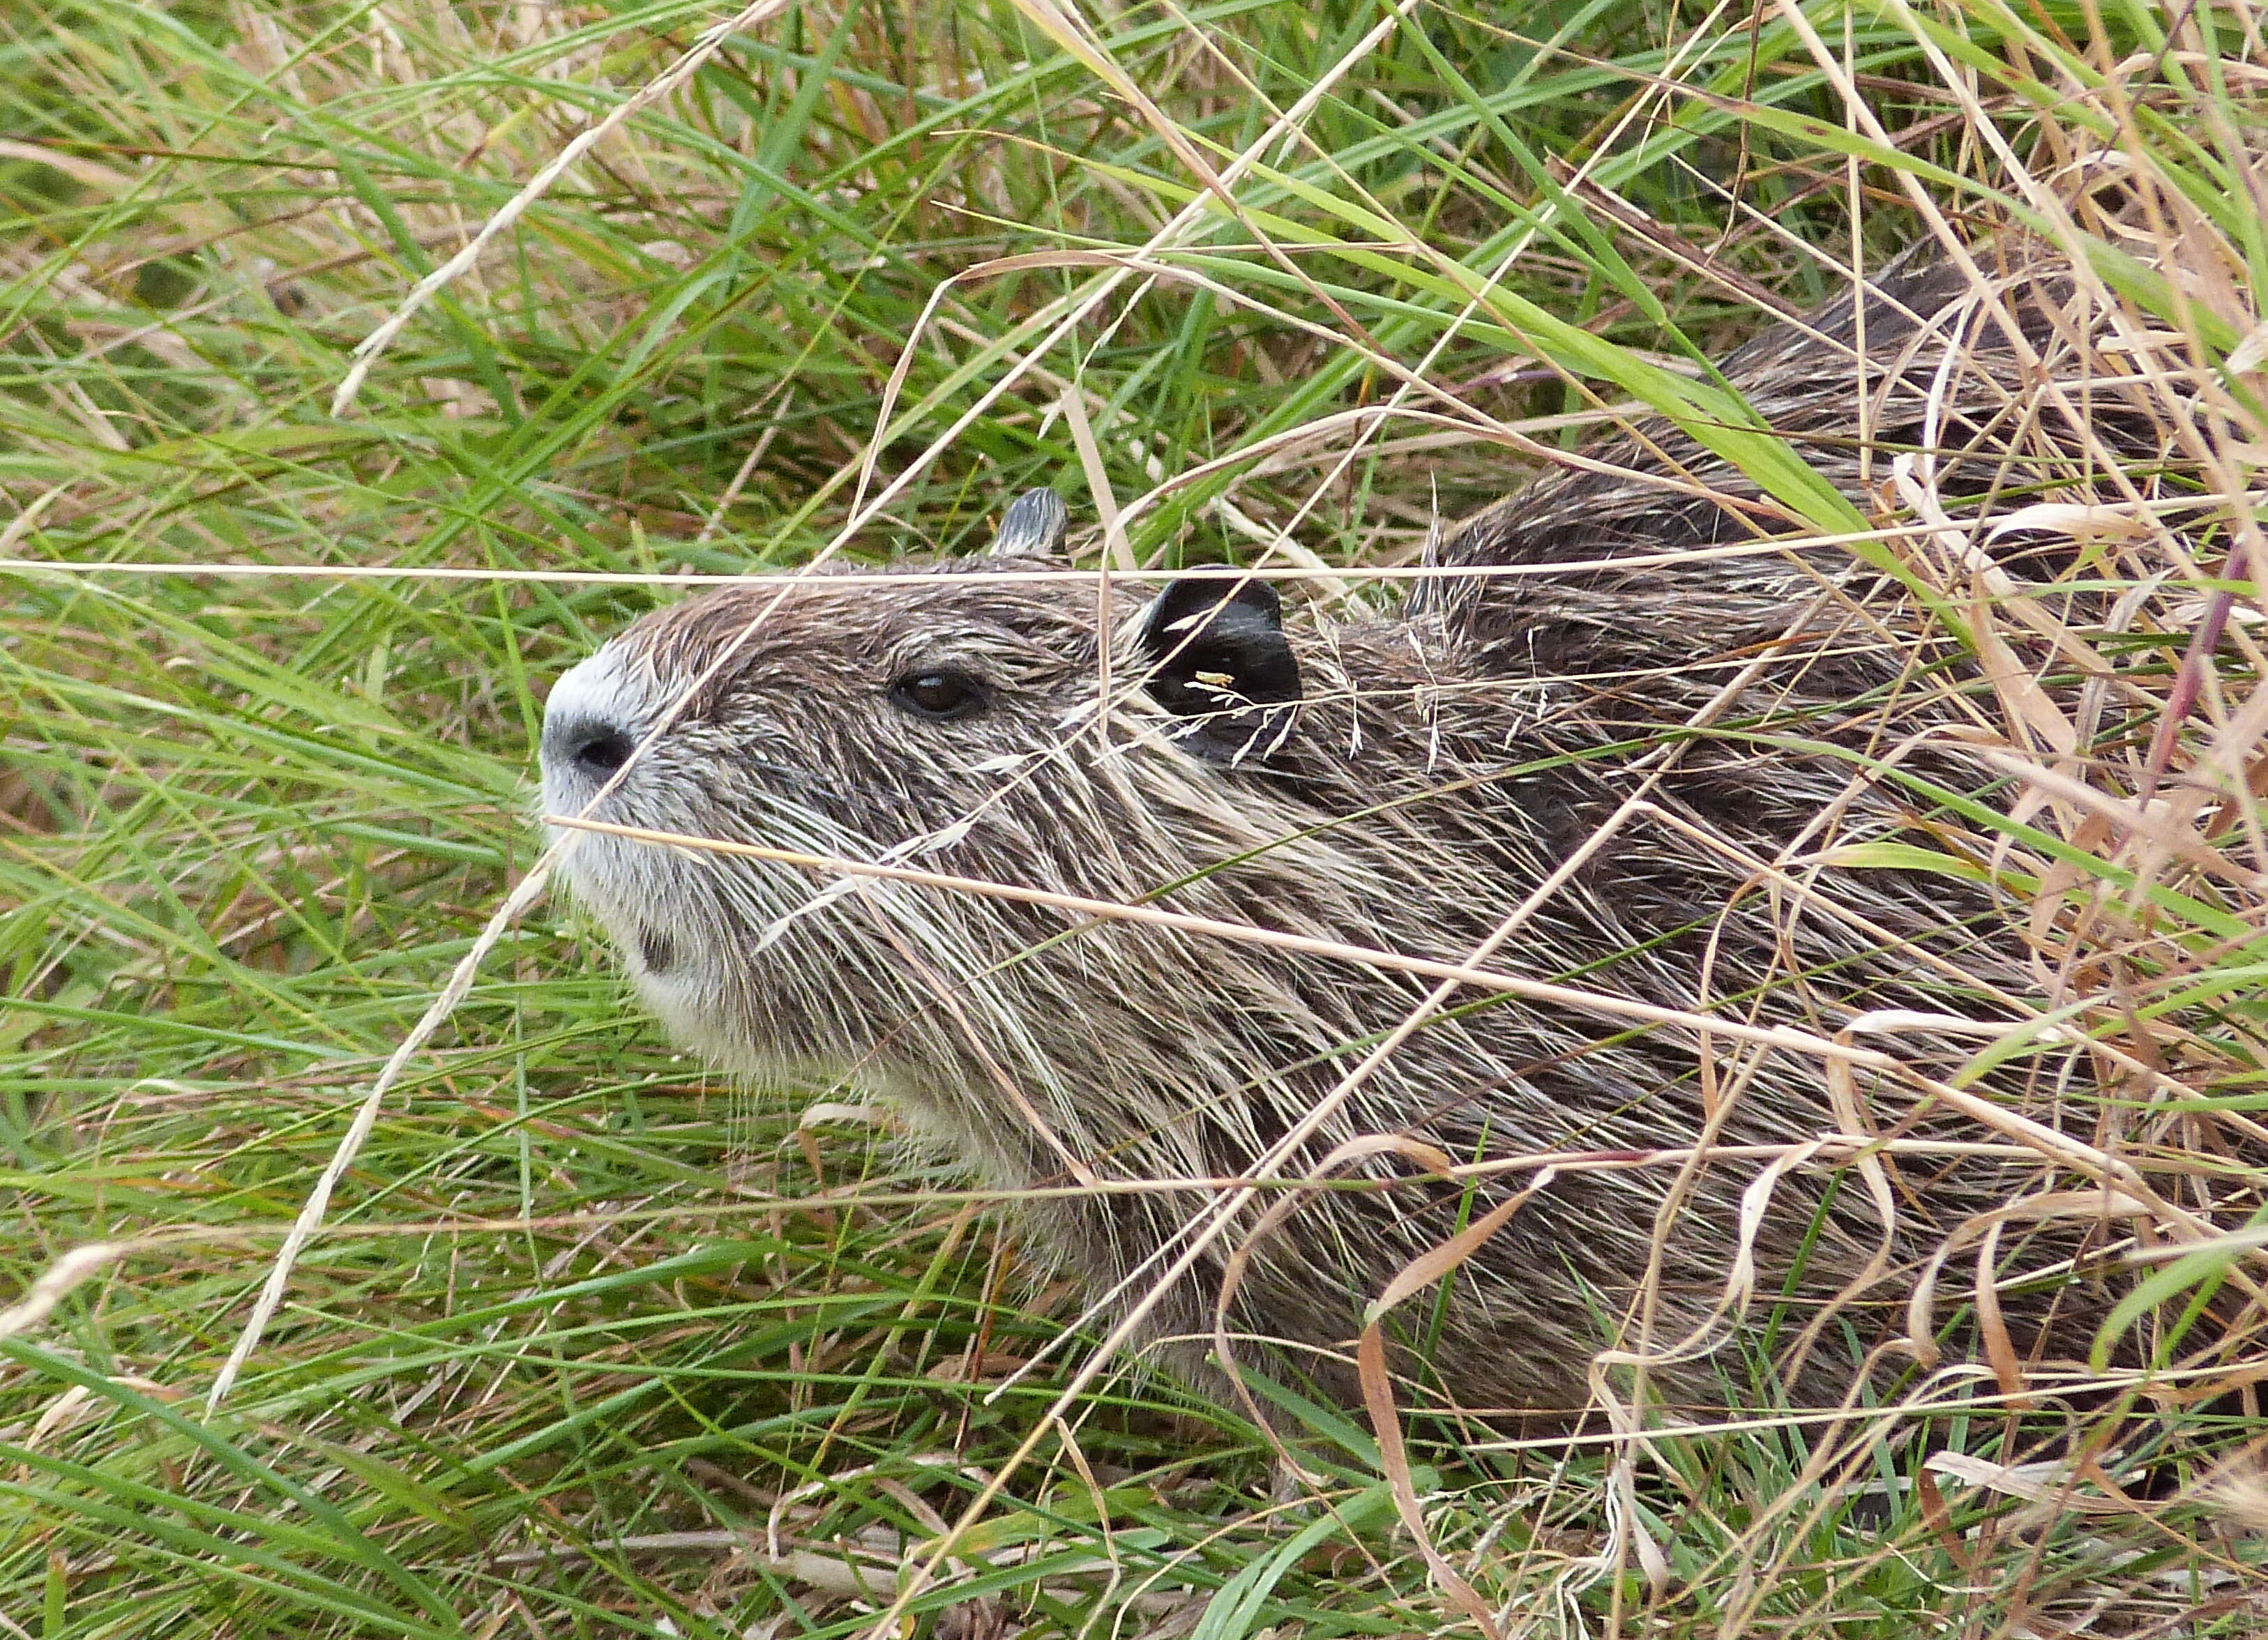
[543,646,650,741]
[538,646,654,817]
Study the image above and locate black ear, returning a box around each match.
[988,487,1068,558]
[1135,575,1303,766]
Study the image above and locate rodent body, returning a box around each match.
[540,253,2214,1418]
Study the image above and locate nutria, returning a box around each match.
[536,252,2256,1422]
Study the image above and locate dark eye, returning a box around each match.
[889,669,984,722]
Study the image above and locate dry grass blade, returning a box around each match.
[327,0,799,417]
[0,1243,137,1343]
[204,858,556,1409]
[540,814,1921,1067]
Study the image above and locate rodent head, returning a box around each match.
[536,490,1320,1089]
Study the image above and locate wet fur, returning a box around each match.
[542,254,2233,1420]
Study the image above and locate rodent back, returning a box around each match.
[1419,251,2142,682]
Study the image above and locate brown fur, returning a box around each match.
[537,252,2254,1421]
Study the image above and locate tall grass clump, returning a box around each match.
[2,0,2265,1635]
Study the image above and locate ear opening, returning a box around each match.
[1135,575,1303,766]
[988,487,1069,559]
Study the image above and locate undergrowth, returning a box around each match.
[3,0,2266,1635]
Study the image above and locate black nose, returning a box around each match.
[547,715,638,780]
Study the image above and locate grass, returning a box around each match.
[3,0,2266,1635]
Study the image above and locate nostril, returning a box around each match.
[542,653,653,787]
[544,711,643,782]
[573,727,637,777]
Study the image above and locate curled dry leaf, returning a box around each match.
[1983,503,2153,542]
[1925,1451,2132,1517]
